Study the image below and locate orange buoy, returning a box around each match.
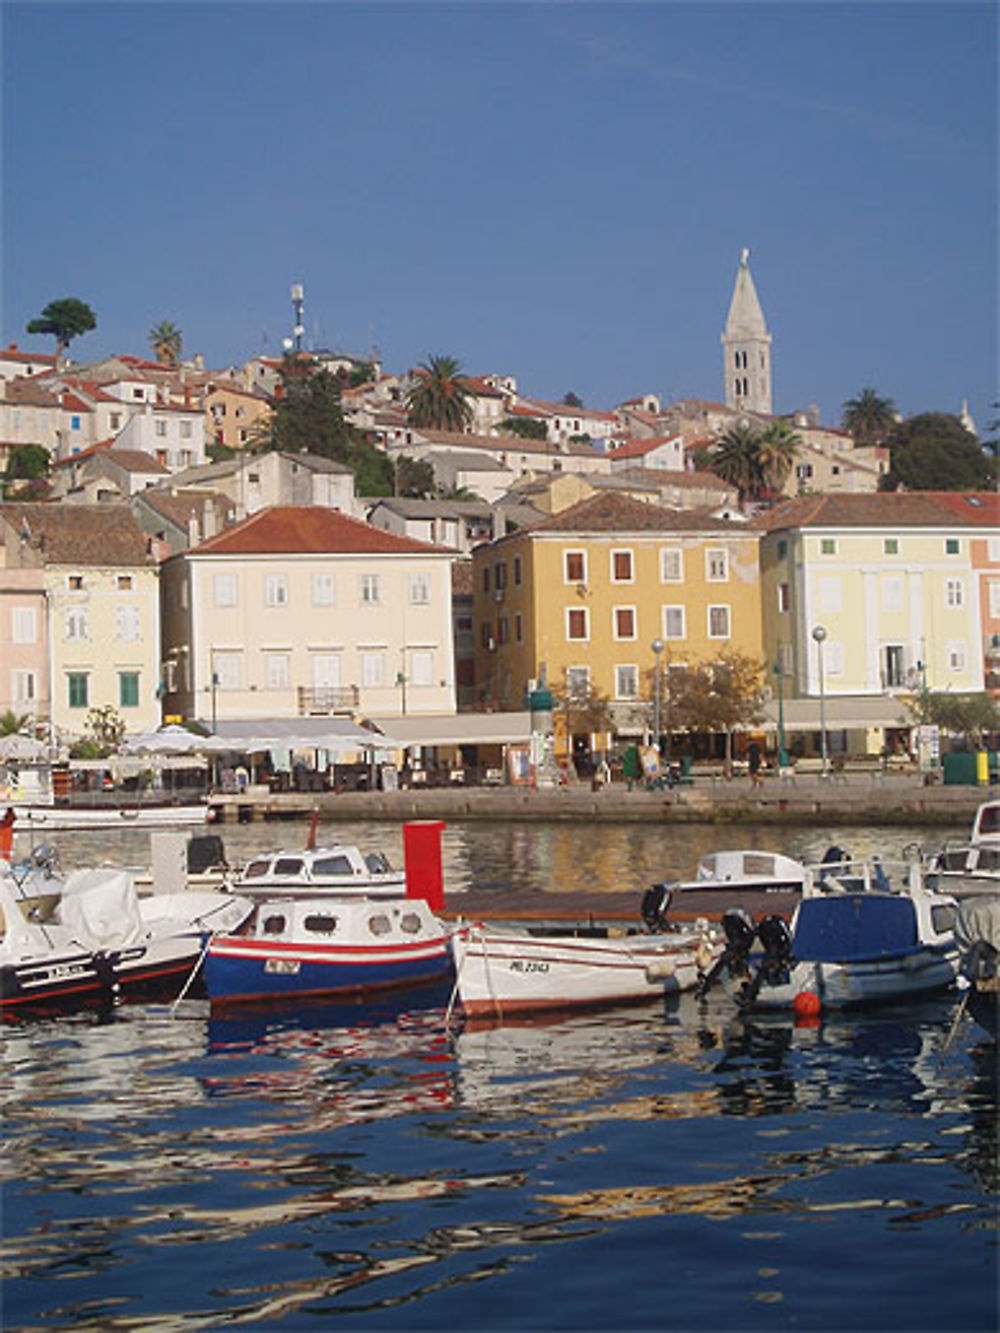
[793,990,822,1018]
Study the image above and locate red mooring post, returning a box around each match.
[403,820,445,913]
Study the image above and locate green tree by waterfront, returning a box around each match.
[26,297,96,361]
[842,388,898,445]
[667,649,767,776]
[407,356,473,433]
[909,689,1000,748]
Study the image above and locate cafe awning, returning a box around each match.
[761,695,916,732]
[366,712,533,749]
[204,718,401,754]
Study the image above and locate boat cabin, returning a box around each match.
[236,895,439,946]
[235,844,405,897]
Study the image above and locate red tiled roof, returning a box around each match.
[610,435,682,460]
[0,346,57,366]
[511,491,752,539]
[757,491,999,532]
[53,440,114,467]
[59,391,94,412]
[0,502,156,565]
[191,505,453,556]
[921,491,1000,527]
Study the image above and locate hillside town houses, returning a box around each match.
[2,252,996,780]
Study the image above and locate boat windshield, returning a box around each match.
[365,852,394,875]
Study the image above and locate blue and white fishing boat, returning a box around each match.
[697,853,959,1012]
[204,895,452,1005]
[204,820,453,1005]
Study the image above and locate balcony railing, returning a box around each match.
[297,685,360,715]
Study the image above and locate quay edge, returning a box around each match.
[208,777,993,828]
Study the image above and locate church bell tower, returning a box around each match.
[722,248,772,415]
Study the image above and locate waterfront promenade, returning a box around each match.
[208,770,992,828]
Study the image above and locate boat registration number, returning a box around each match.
[265,958,301,975]
[510,959,549,974]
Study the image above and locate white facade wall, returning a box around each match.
[114,406,207,472]
[165,550,457,722]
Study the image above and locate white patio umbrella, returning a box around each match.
[0,734,48,762]
[122,725,235,756]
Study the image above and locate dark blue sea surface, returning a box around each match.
[2,819,997,1331]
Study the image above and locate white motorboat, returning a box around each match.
[232,844,406,899]
[670,848,809,896]
[927,799,1000,897]
[696,853,959,1013]
[0,849,252,1012]
[11,799,210,830]
[450,908,720,1021]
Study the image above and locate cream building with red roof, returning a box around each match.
[160,505,457,725]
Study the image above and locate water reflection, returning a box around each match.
[2,948,996,1331]
[25,815,959,901]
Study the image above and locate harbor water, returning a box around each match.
[2,818,997,1331]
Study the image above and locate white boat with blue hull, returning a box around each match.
[204,896,452,1005]
[697,855,959,1012]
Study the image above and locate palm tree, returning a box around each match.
[710,424,765,505]
[406,355,473,432]
[757,420,802,495]
[842,388,897,445]
[148,321,183,366]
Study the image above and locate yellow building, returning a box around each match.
[0,503,161,738]
[473,492,763,744]
[759,492,990,703]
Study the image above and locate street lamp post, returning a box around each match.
[811,625,828,777]
[651,637,664,757]
[773,650,787,769]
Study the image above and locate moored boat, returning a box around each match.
[204,895,452,1005]
[11,799,210,830]
[927,799,1000,898]
[696,853,959,1012]
[450,905,720,1020]
[0,852,252,1012]
[232,843,406,899]
[204,819,452,1005]
[954,894,999,1037]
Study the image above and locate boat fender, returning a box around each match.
[695,940,716,973]
[793,990,821,1017]
[645,960,676,981]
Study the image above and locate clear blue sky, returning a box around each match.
[3,2,996,430]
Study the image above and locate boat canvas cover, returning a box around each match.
[955,897,1000,953]
[57,869,144,950]
[794,895,918,963]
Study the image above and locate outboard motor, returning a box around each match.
[739,914,794,1009]
[696,907,757,998]
[641,882,673,933]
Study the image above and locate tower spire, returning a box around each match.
[721,249,772,415]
